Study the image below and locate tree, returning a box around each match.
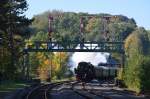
[148,30,150,39]
[0,0,32,80]
[140,57,150,91]
[85,17,103,41]
[123,28,150,93]
[147,30,150,49]
[52,52,68,79]
[0,0,32,34]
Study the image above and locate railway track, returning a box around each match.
[71,82,148,99]
[71,82,113,99]
[22,80,147,99]
[26,81,73,99]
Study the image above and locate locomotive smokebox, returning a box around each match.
[74,62,95,82]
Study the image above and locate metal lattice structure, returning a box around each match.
[23,41,124,53]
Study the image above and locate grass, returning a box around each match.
[39,77,76,83]
[0,81,29,92]
[51,77,76,83]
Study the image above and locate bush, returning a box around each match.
[140,57,150,92]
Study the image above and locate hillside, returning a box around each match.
[30,10,137,42]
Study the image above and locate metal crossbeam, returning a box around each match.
[24,41,124,53]
[98,63,121,66]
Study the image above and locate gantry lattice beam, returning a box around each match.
[23,41,124,53]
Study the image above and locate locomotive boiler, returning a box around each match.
[74,62,118,82]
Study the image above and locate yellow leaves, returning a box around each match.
[117,67,123,80]
[35,52,68,81]
[25,40,33,48]
[36,52,44,59]
[125,34,133,50]
[44,59,50,65]
[125,31,143,56]
[85,17,99,33]
[51,52,68,77]
[41,43,47,49]
[52,52,64,72]
[37,66,49,81]
[60,52,68,60]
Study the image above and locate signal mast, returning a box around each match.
[48,14,54,41]
[47,14,54,82]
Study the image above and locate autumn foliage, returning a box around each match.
[34,52,68,81]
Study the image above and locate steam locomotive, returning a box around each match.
[74,62,118,82]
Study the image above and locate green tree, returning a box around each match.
[123,28,150,93]
[85,17,103,41]
[0,0,32,80]
[0,0,32,34]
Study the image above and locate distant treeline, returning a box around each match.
[30,10,137,42]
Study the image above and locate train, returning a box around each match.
[74,62,118,82]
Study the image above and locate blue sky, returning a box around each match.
[25,0,150,30]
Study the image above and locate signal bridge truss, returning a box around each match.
[24,41,124,53]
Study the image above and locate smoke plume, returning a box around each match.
[70,52,110,69]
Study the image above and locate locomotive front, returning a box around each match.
[74,62,95,82]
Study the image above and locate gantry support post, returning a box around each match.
[22,54,26,80]
[121,32,125,68]
[47,14,54,82]
[24,52,30,80]
[80,17,84,49]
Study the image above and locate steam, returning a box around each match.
[69,44,110,69]
[70,52,110,69]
